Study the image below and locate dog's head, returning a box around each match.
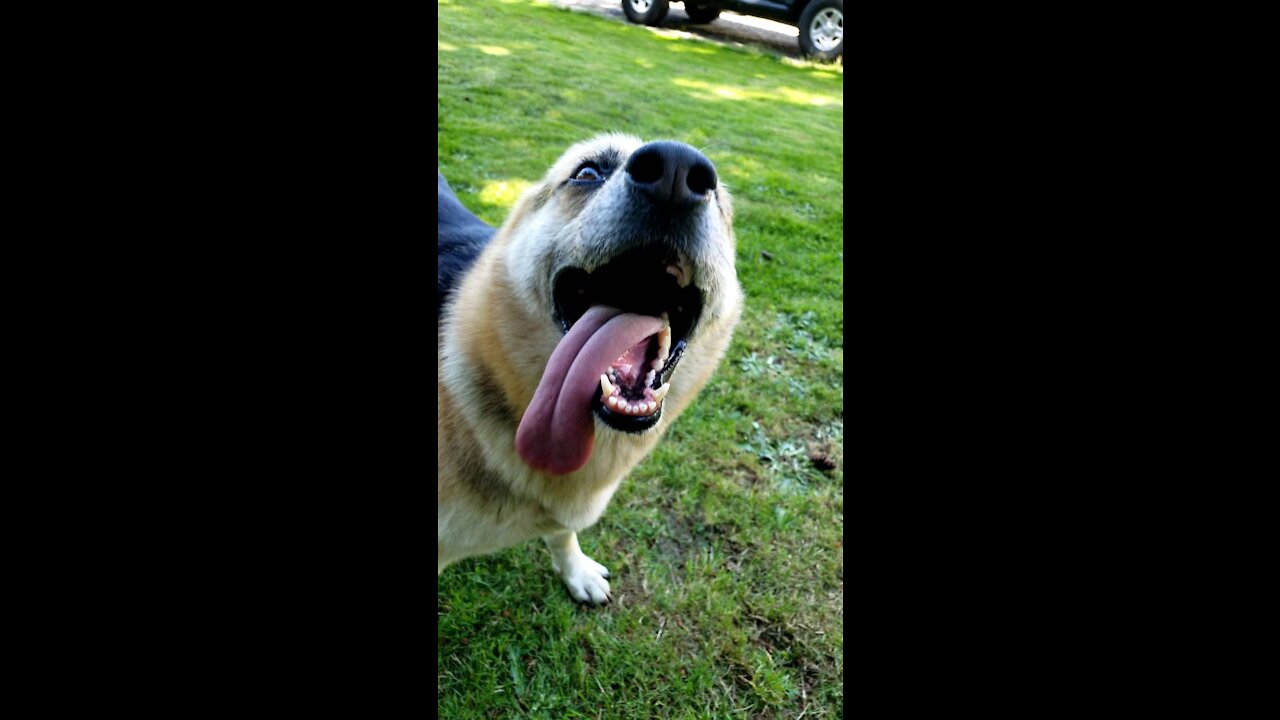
[503,133,742,475]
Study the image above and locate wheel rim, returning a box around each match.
[630,0,652,13]
[809,8,843,52]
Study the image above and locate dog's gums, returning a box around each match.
[599,319,666,416]
[596,329,686,411]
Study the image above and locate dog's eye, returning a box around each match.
[573,164,603,182]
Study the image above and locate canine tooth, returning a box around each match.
[652,383,670,402]
[647,401,656,413]
[600,374,614,397]
[607,396,619,408]
[645,369,655,386]
[651,358,664,370]
[658,330,670,360]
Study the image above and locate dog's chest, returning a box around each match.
[439,492,554,553]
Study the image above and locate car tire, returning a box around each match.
[622,0,669,26]
[798,0,843,62]
[685,4,720,23]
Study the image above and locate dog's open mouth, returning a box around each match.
[555,247,702,431]
[514,246,703,475]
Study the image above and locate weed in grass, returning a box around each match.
[739,421,827,493]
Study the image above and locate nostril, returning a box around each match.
[627,150,664,184]
[686,163,716,195]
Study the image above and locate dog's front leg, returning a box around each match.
[543,530,612,605]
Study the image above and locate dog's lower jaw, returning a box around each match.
[544,530,612,605]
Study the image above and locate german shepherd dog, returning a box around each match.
[438,134,743,604]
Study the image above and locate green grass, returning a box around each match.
[438,1,843,717]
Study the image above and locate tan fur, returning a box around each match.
[438,134,743,601]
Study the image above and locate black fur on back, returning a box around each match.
[438,172,496,316]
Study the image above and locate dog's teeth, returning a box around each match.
[652,383,670,402]
[645,369,655,386]
[607,396,619,409]
[600,374,614,398]
[646,401,656,413]
[666,264,689,288]
[651,358,665,370]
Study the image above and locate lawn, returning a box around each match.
[438,1,843,717]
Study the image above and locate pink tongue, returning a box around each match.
[516,305,662,475]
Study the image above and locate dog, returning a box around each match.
[438,133,743,604]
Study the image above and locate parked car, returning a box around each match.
[621,0,843,62]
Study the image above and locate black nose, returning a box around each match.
[624,141,718,209]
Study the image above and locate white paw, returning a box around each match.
[557,554,612,605]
